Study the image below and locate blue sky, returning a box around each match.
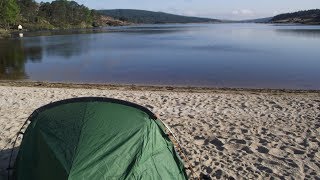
[38,0,320,20]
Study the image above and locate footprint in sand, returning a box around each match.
[257,146,269,154]
[205,137,224,151]
[194,136,206,146]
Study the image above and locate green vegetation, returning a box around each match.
[271,9,320,25]
[0,0,127,34]
[37,0,93,28]
[19,0,96,30]
[0,0,20,29]
[98,9,220,24]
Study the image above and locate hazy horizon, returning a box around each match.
[37,0,319,20]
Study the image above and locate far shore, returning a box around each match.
[1,22,320,39]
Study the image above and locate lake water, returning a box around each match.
[1,23,320,90]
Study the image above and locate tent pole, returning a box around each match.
[7,119,30,180]
[159,120,200,180]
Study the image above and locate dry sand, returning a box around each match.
[0,84,319,179]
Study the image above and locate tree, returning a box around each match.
[38,0,94,27]
[49,0,68,25]
[0,0,20,28]
[1,0,96,29]
[17,0,38,22]
[38,2,51,18]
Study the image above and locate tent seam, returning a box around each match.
[68,103,88,179]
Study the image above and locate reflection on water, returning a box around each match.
[12,25,191,37]
[44,35,90,58]
[0,33,91,79]
[0,23,320,89]
[0,39,42,80]
[275,29,320,38]
[107,25,193,34]
[12,28,109,38]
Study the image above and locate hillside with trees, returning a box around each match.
[271,9,320,25]
[98,9,220,24]
[2,1,319,38]
[22,0,95,30]
[0,0,127,35]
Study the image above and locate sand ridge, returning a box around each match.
[0,85,319,179]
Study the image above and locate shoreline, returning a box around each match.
[2,22,319,39]
[0,80,320,94]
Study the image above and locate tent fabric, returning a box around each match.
[12,97,187,180]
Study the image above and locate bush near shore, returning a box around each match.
[0,29,11,39]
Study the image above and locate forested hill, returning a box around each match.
[97,9,220,24]
[0,0,127,31]
[271,9,320,25]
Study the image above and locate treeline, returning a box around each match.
[0,0,103,30]
[271,9,320,24]
[98,9,220,24]
[36,0,94,28]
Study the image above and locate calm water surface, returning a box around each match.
[1,23,320,89]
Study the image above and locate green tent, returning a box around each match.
[10,97,188,180]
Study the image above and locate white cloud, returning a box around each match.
[182,10,197,16]
[232,10,239,15]
[241,9,254,15]
[232,9,255,16]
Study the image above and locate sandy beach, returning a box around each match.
[0,83,319,179]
